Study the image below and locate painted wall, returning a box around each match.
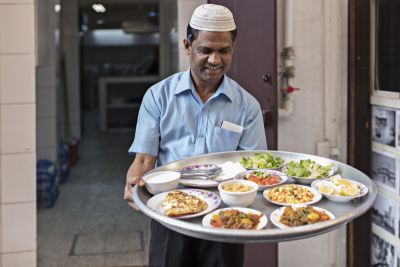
[276,1,348,266]
[277,0,348,161]
[60,0,81,140]
[0,1,37,266]
[177,0,206,71]
[36,0,59,162]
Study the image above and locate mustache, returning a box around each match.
[204,64,224,69]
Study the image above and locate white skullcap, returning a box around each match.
[189,4,236,32]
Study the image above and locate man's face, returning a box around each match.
[184,31,234,86]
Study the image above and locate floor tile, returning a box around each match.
[38,112,150,267]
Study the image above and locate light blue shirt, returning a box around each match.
[129,69,267,166]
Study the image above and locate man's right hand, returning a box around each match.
[124,175,145,211]
[123,153,157,211]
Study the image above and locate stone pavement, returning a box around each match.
[38,115,149,267]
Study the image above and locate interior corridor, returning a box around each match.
[37,112,150,267]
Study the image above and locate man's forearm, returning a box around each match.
[127,153,157,179]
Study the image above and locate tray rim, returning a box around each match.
[132,150,377,243]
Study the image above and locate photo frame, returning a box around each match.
[372,106,396,147]
[372,193,398,236]
[397,110,400,148]
[371,233,396,267]
[371,149,397,193]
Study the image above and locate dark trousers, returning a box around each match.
[149,220,244,267]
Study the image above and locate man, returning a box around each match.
[124,4,267,267]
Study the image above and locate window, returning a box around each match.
[375,0,400,92]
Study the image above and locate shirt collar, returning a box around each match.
[175,69,234,102]
[174,69,193,95]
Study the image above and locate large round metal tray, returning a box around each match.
[132,150,377,243]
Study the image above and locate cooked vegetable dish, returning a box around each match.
[211,209,262,229]
[279,206,331,227]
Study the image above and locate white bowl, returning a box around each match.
[218,180,258,207]
[311,179,369,203]
[142,171,180,195]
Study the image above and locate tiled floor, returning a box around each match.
[37,115,150,267]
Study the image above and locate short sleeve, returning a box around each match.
[238,103,268,150]
[128,88,161,156]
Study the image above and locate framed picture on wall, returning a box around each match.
[371,149,397,193]
[397,110,400,148]
[371,233,396,267]
[372,106,396,147]
[372,193,398,236]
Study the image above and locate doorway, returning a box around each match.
[37,1,178,266]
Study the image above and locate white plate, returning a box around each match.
[311,179,369,203]
[146,189,221,219]
[202,207,268,230]
[270,205,335,229]
[179,179,219,188]
[263,184,322,206]
[235,169,288,190]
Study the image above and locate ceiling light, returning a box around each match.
[92,4,106,13]
[54,4,61,13]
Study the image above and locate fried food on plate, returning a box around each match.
[161,191,208,217]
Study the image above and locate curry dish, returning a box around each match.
[279,206,331,227]
[161,191,208,217]
[211,209,261,229]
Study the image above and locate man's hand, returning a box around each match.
[124,176,144,211]
[124,154,157,211]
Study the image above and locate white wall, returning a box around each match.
[277,1,348,266]
[60,0,81,140]
[0,1,37,266]
[36,0,59,162]
[278,0,348,161]
[177,0,205,71]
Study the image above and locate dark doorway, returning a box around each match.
[79,3,160,132]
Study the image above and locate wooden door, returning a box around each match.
[209,0,277,150]
[348,0,371,266]
[208,1,278,267]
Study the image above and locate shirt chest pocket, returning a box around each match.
[209,126,242,152]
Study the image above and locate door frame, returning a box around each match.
[347,0,372,266]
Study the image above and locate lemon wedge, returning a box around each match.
[336,179,353,187]
[340,186,359,196]
[331,175,355,187]
[330,174,342,185]
[319,184,335,195]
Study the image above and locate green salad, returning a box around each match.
[240,152,285,169]
[284,159,333,178]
